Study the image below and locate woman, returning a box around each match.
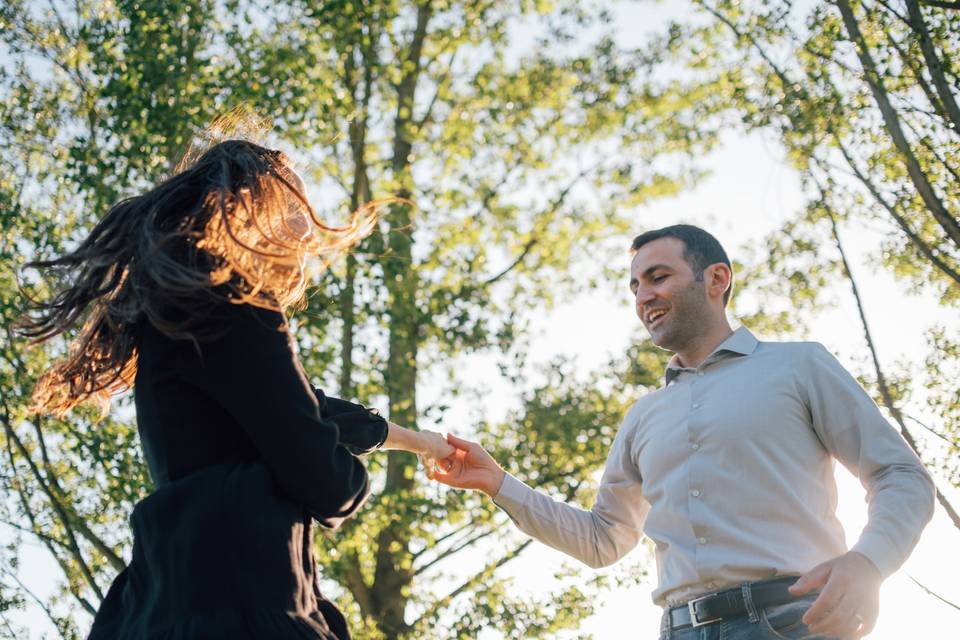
[17,138,453,639]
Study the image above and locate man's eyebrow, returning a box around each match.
[630,264,672,290]
[642,264,672,278]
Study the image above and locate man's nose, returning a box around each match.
[635,287,656,308]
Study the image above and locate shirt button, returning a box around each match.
[692,403,701,409]
[690,443,700,451]
[697,371,705,377]
[698,537,708,544]
[691,489,701,497]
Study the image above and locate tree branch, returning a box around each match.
[5,437,98,615]
[821,140,960,286]
[412,538,534,630]
[905,0,960,135]
[413,523,505,575]
[1,566,72,640]
[919,0,960,10]
[834,0,960,249]
[907,573,960,610]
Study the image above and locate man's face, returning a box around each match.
[629,237,712,351]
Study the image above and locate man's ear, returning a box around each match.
[704,263,732,302]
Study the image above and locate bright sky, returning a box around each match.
[9,1,960,638]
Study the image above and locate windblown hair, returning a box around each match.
[17,138,377,418]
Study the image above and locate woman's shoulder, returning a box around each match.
[139,297,288,344]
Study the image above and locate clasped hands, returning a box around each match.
[413,432,506,498]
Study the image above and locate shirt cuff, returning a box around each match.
[850,531,901,578]
[493,473,532,514]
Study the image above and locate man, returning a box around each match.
[431,225,935,639]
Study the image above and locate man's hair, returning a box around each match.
[630,224,733,305]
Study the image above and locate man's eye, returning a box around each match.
[653,275,667,283]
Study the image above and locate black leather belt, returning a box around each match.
[667,577,801,630]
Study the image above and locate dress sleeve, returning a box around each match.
[184,302,372,529]
[312,388,388,455]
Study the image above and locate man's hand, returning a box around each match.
[789,551,882,638]
[432,433,506,498]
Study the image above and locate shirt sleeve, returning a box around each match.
[186,302,373,529]
[312,388,388,455]
[492,410,649,569]
[802,343,936,577]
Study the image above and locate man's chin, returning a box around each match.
[647,328,675,351]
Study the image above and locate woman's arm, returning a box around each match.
[182,303,373,529]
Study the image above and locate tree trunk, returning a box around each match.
[370,4,432,636]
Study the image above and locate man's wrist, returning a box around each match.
[484,468,506,499]
[847,550,882,581]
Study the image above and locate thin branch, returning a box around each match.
[0,338,126,572]
[1,410,105,601]
[1,566,71,640]
[907,574,960,610]
[29,415,125,572]
[413,538,534,629]
[6,437,98,616]
[410,520,477,561]
[902,413,960,448]
[0,518,72,553]
[413,523,505,575]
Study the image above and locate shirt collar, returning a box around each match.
[663,326,759,384]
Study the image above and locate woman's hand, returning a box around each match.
[432,434,505,498]
[382,422,455,478]
[416,430,456,460]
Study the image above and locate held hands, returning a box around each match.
[415,430,456,477]
[382,422,455,472]
[789,550,882,638]
[430,434,505,498]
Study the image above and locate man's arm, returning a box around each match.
[791,343,936,637]
[434,424,649,569]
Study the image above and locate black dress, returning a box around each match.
[87,302,388,640]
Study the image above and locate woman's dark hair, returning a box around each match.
[16,137,376,417]
[630,224,733,305]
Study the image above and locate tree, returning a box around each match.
[1,1,722,637]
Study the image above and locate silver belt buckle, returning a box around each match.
[687,593,722,628]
